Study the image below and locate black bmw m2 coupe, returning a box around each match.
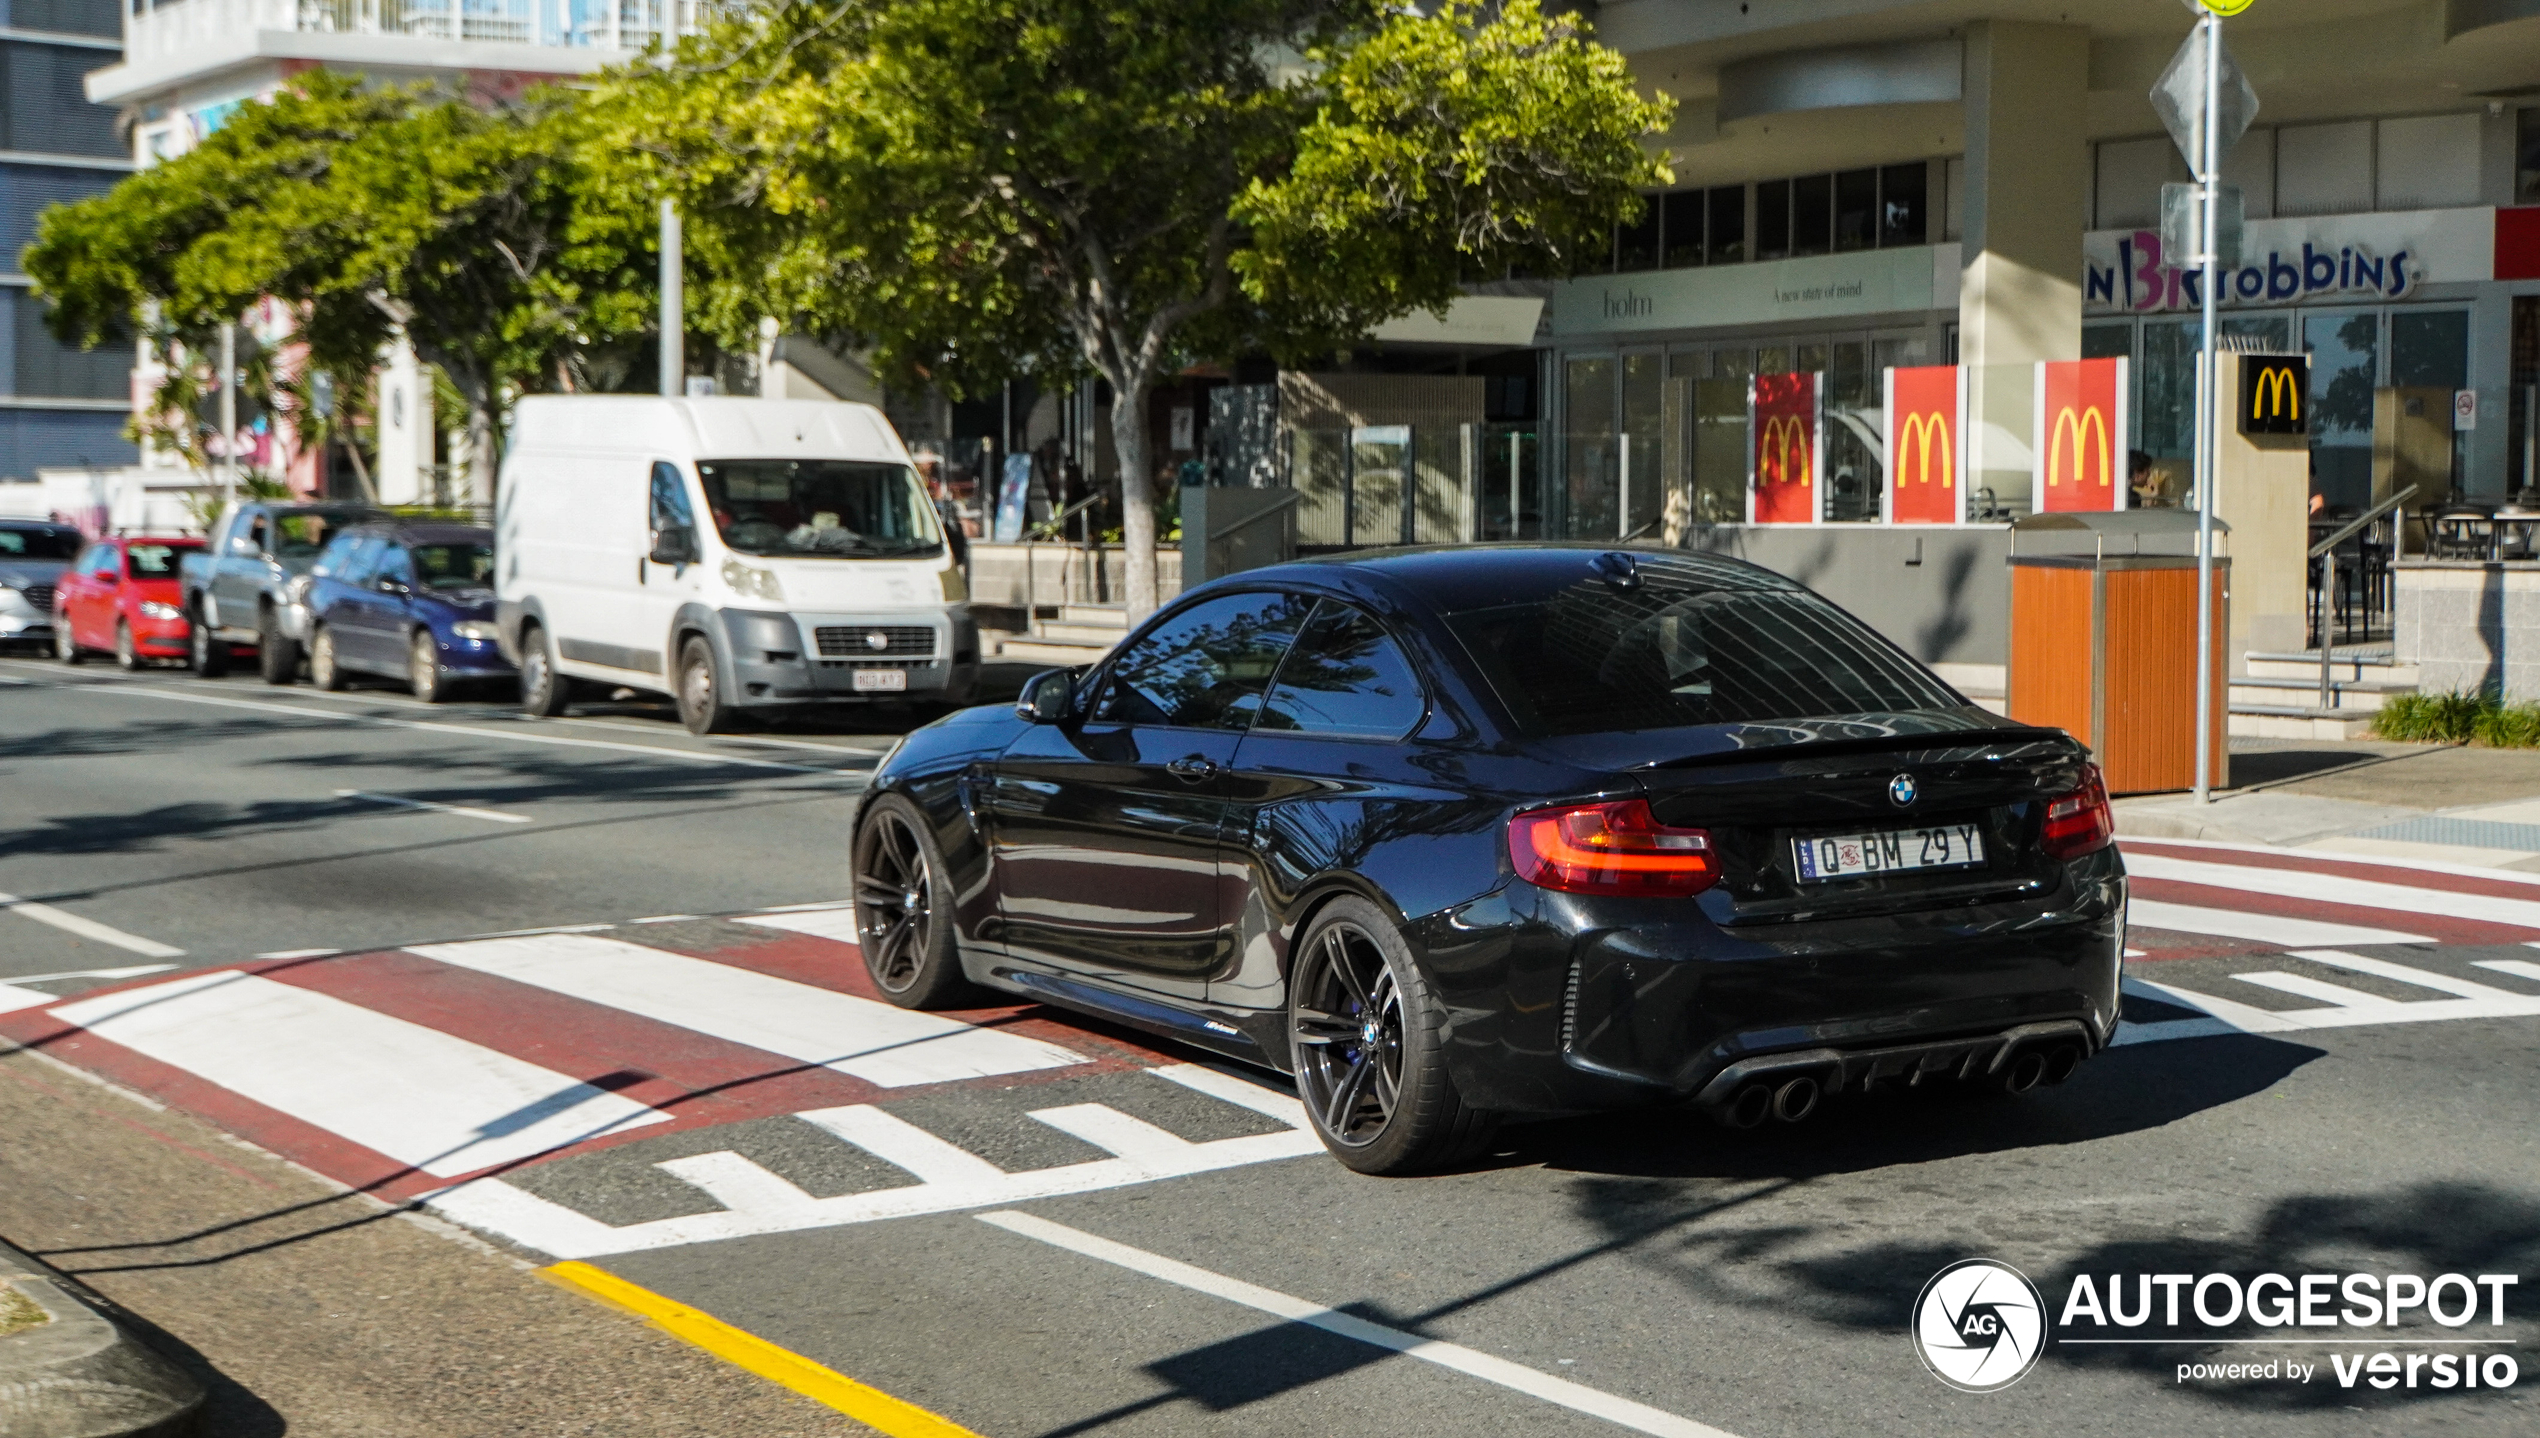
[850,546,2124,1175]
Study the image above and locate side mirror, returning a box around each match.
[375,575,410,595]
[227,535,260,557]
[1015,668,1077,725]
[650,528,698,566]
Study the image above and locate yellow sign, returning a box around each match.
[2197,0,2257,14]
[1895,411,1953,491]
[1760,414,1812,488]
[2250,365,2300,422]
[2046,406,2114,491]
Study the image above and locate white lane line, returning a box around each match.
[3,963,180,985]
[70,684,862,777]
[408,933,1085,1088]
[629,914,699,925]
[0,984,55,1014]
[0,893,186,959]
[1151,1063,1313,1129]
[48,971,666,1176]
[336,789,533,825]
[1031,1104,1199,1160]
[2125,898,2428,949]
[470,923,616,939]
[2475,958,2540,984]
[2127,853,2540,932]
[796,1104,1006,1185]
[976,1211,1742,1438]
[2122,974,2310,1033]
[2232,972,2413,1012]
[2291,949,2535,1001]
[254,948,340,960]
[2122,834,2540,887]
[754,899,858,913]
[657,1151,825,1211]
[738,907,861,943]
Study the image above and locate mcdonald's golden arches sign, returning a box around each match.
[2033,358,2130,514]
[2239,354,2308,436]
[1748,371,1821,524]
[1884,364,1962,524]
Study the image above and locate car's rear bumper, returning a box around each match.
[1413,849,2127,1115]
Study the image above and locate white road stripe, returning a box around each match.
[2475,958,2540,984]
[254,948,340,960]
[738,907,861,943]
[47,971,665,1175]
[2127,853,2540,932]
[2233,972,2413,1011]
[336,789,532,824]
[1032,1104,1198,1160]
[2293,949,2533,1001]
[2125,898,2428,949]
[0,984,54,1014]
[630,914,699,925]
[2123,974,2311,1033]
[657,1151,825,1211]
[976,1211,1743,1438]
[1151,1063,1313,1129]
[407,933,1084,1088]
[795,1105,1006,1185]
[3,964,179,984]
[2123,834,2540,887]
[0,893,185,959]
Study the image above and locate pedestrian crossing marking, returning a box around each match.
[2126,898,2430,949]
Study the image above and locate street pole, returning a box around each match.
[659,199,682,399]
[2192,8,2221,804]
[218,321,238,507]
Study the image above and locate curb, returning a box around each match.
[0,1240,203,1438]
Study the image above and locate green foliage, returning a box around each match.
[2372,689,2540,747]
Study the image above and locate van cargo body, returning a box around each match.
[495,397,977,730]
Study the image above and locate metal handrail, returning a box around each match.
[2309,485,2418,559]
[1207,489,1302,543]
[1023,494,1102,544]
[2309,485,2417,711]
[1621,516,1662,543]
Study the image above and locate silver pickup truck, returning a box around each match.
[179,501,381,681]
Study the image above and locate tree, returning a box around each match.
[28,73,653,500]
[590,0,1669,616]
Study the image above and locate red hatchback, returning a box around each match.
[55,536,202,669]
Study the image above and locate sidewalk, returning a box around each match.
[2115,738,2540,871]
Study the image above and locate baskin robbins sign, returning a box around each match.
[2083,207,2493,314]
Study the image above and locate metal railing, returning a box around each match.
[2308,485,2417,710]
[1020,494,1107,633]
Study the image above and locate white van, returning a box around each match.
[495,396,976,734]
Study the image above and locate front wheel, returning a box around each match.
[852,794,978,1009]
[1289,897,1497,1176]
[55,622,83,665]
[115,621,141,671]
[409,630,446,704]
[190,612,227,677]
[518,624,570,718]
[675,635,740,735]
[310,627,347,691]
[258,614,300,685]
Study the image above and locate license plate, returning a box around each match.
[1793,824,1986,882]
[852,668,908,692]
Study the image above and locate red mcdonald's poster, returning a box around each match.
[2033,357,2129,513]
[1749,372,1819,524]
[1885,365,1961,524]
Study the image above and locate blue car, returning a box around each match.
[301,522,515,702]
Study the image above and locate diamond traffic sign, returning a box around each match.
[2151,26,2260,178]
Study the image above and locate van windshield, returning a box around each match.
[697,460,941,560]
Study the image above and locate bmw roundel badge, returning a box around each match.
[1889,773,1919,808]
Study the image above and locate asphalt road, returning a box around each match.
[3,653,2535,1438]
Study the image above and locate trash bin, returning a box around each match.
[2008,552,2229,795]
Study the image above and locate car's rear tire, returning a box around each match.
[115,621,141,671]
[852,794,980,1009]
[55,622,83,665]
[189,610,227,677]
[518,623,570,717]
[675,635,739,735]
[409,630,446,704]
[1289,897,1497,1176]
[258,612,300,685]
[310,627,347,691]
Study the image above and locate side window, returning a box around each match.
[84,546,116,578]
[1091,591,1316,729]
[375,545,416,587]
[336,537,384,585]
[1255,601,1429,740]
[310,532,360,578]
[650,462,697,541]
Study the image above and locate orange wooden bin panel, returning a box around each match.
[2102,566,2228,795]
[2008,564,2096,749]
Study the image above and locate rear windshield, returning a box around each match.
[698,460,941,559]
[0,527,80,560]
[1448,555,1962,737]
[127,543,194,578]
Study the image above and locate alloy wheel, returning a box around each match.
[115,622,139,671]
[855,811,934,994]
[1291,921,1405,1147]
[411,632,441,703]
[55,623,79,664]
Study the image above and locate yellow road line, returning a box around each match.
[541,1261,985,1437]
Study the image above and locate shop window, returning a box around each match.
[1879,163,1928,247]
[2277,121,2374,217]
[1834,168,1878,252]
[2392,311,2469,390]
[2307,311,2382,510]
[1756,179,1791,261]
[1662,190,1704,269]
[1707,185,1747,265]
[1617,195,1662,272]
[2081,323,2133,361]
[2522,108,2540,205]
[2378,114,2481,212]
[1790,174,1833,258]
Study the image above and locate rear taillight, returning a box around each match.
[2040,764,2113,860]
[1509,799,1718,896]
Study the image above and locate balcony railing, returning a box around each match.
[125,0,707,64]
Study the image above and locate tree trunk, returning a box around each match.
[465,400,497,508]
[1110,380,1158,619]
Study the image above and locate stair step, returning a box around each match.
[2227,708,2379,741]
[1056,604,1130,628]
[1034,622,1131,643]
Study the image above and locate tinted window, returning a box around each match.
[126,544,188,578]
[333,536,385,585]
[697,459,941,559]
[375,546,417,586]
[1447,553,1960,737]
[411,543,492,590]
[82,545,115,577]
[1091,591,1315,729]
[650,462,697,544]
[310,531,364,578]
[0,526,81,559]
[1256,602,1427,739]
[271,513,342,558]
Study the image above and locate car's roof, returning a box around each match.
[0,520,78,533]
[343,521,494,546]
[1233,544,1803,614]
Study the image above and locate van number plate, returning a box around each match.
[852,668,909,692]
[1794,825,1985,882]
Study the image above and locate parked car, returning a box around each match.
[179,500,384,680]
[0,520,84,653]
[496,396,979,735]
[849,546,2124,1175]
[302,521,513,702]
[53,536,203,669]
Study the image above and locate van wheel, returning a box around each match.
[676,635,739,735]
[519,624,570,718]
[190,610,228,677]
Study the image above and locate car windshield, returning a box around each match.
[697,460,941,559]
[0,527,81,560]
[1447,553,1963,737]
[271,513,358,558]
[126,544,191,578]
[411,543,493,591]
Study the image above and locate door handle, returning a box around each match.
[1165,755,1221,781]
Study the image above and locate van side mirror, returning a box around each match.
[1016,668,1077,725]
[649,527,698,566]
